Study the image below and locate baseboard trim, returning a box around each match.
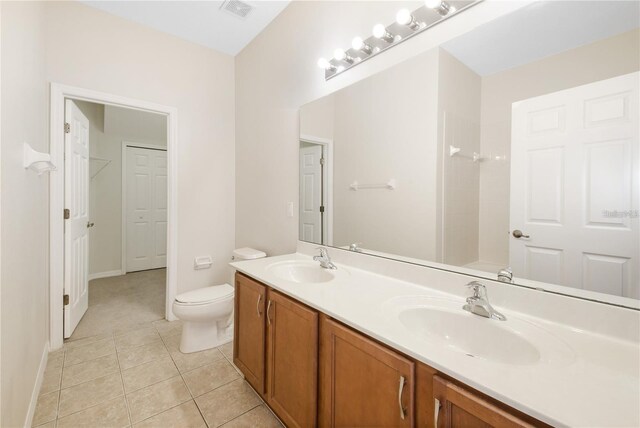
[24,342,49,428]
[88,270,124,281]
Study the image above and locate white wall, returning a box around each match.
[0,2,49,427]
[76,101,167,277]
[438,49,481,266]
[235,0,532,257]
[478,29,640,265]
[331,50,440,260]
[45,1,236,292]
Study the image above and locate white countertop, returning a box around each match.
[230,253,640,428]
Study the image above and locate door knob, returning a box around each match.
[512,229,529,239]
[87,221,95,228]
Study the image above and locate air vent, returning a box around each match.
[220,0,254,19]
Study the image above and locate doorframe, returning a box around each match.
[121,141,168,275]
[50,83,179,350]
[300,134,333,246]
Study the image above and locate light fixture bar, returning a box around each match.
[317,0,481,80]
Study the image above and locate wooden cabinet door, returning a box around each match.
[233,273,266,395]
[320,316,414,428]
[266,290,318,428]
[433,376,535,428]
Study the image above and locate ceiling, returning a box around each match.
[81,0,290,56]
[441,1,640,76]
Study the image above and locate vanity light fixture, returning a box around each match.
[426,0,453,16]
[317,0,480,80]
[334,48,355,64]
[351,37,373,55]
[372,23,395,43]
[317,57,336,71]
[396,9,424,30]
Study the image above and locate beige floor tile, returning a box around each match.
[165,337,225,373]
[182,359,240,397]
[126,375,191,423]
[32,390,59,426]
[39,362,63,395]
[58,372,124,417]
[117,340,169,370]
[115,326,161,351]
[153,319,183,338]
[47,352,65,370]
[56,396,130,428]
[33,421,56,428]
[65,337,116,366]
[218,341,233,360]
[122,356,179,393]
[221,405,283,428]
[64,333,112,351]
[134,400,206,428]
[113,321,155,337]
[62,354,120,388]
[195,379,261,428]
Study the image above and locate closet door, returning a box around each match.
[125,146,167,272]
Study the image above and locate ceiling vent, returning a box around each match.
[220,0,254,19]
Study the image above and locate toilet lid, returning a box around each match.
[175,284,234,304]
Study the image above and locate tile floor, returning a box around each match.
[34,268,283,427]
[70,269,167,340]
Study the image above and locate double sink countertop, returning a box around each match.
[230,253,640,428]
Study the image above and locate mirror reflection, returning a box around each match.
[299,1,640,305]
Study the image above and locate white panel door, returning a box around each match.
[126,146,167,272]
[299,145,322,243]
[510,72,639,298]
[64,100,90,338]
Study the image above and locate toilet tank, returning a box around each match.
[232,247,267,261]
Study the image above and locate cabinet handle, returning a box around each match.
[256,294,262,317]
[267,300,273,325]
[434,398,441,427]
[398,375,406,420]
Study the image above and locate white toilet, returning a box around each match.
[173,247,266,354]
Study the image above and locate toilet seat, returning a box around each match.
[175,284,233,306]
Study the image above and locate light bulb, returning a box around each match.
[351,36,372,55]
[449,5,456,12]
[396,9,412,25]
[317,57,332,70]
[372,24,387,39]
[351,37,364,50]
[333,48,346,61]
[425,0,442,8]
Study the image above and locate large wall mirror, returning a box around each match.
[299,1,640,308]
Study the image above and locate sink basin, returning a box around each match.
[399,307,540,365]
[384,296,574,366]
[267,261,336,284]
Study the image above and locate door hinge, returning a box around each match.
[320,157,325,166]
[63,294,69,306]
[64,208,70,219]
[320,206,325,213]
[64,122,71,133]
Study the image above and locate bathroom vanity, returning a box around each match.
[231,251,640,428]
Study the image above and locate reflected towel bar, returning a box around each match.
[350,179,397,191]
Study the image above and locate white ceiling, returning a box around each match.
[441,1,640,76]
[81,0,290,56]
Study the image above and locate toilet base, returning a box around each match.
[179,321,233,354]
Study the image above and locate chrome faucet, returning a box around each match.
[314,247,337,270]
[349,242,363,252]
[497,267,513,283]
[463,281,506,321]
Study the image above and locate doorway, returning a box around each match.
[299,135,333,246]
[50,84,178,349]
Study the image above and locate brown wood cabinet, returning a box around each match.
[433,376,540,428]
[234,273,549,428]
[319,315,415,428]
[266,289,318,428]
[233,273,267,394]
